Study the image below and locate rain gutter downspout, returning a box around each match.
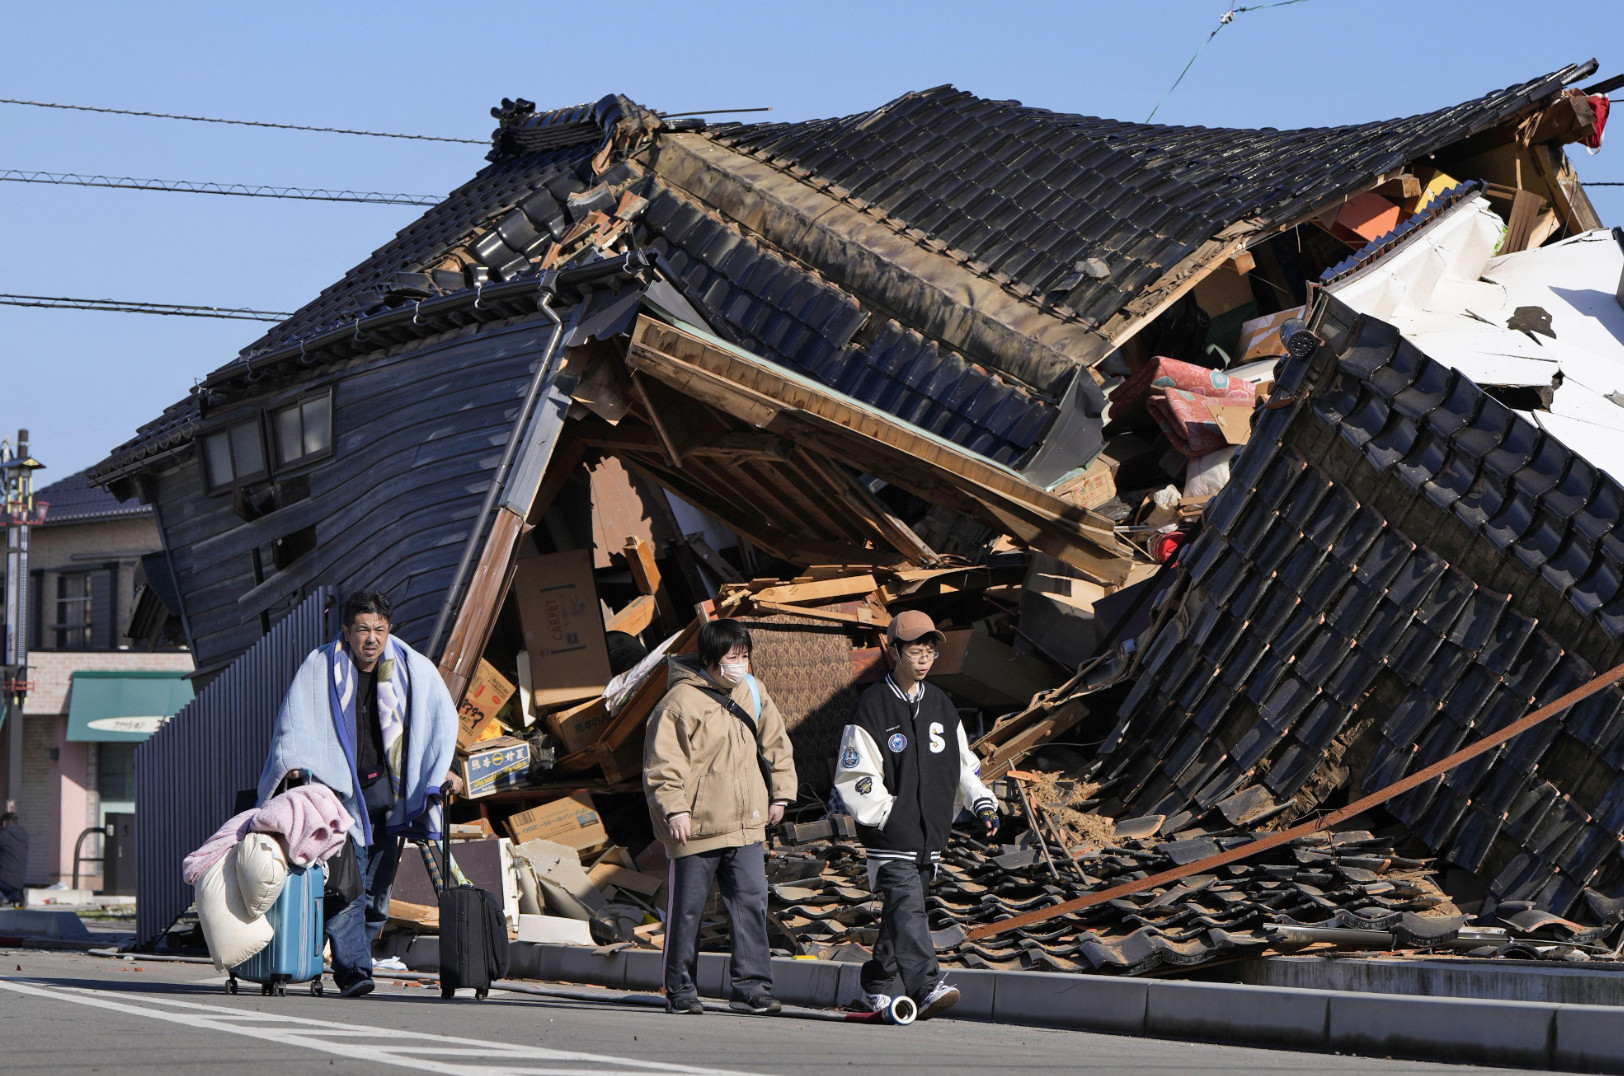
[425,280,572,661]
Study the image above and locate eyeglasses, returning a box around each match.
[900,647,939,661]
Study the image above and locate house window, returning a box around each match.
[270,390,333,468]
[201,418,269,493]
[55,571,94,650]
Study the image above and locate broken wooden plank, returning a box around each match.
[973,698,1089,782]
[606,593,657,636]
[436,506,526,700]
[629,370,686,467]
[747,598,888,629]
[626,317,1131,581]
[752,574,877,605]
[625,535,662,596]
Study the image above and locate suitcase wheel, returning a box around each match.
[310,980,323,997]
[475,988,488,1001]
[261,983,273,996]
[225,978,238,995]
[276,982,287,997]
[441,985,455,999]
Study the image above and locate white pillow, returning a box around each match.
[194,849,273,971]
[234,833,288,918]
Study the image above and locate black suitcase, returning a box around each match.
[422,826,509,1000]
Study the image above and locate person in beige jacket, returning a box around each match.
[644,618,796,1015]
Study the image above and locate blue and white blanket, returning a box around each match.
[257,634,457,845]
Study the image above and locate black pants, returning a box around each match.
[663,843,774,1002]
[861,858,939,1001]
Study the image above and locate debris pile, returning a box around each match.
[94,58,1624,975]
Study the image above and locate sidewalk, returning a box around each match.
[411,941,1624,1074]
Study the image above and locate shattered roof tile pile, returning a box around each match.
[766,820,1464,976]
[1094,293,1624,921]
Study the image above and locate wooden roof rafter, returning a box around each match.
[623,315,1132,584]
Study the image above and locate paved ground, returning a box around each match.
[0,949,1550,1075]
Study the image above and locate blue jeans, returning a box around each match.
[325,835,400,988]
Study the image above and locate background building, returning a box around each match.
[0,467,191,890]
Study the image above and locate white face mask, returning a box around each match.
[716,660,749,687]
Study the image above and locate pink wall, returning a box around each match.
[44,716,93,887]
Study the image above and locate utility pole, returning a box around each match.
[2,430,46,812]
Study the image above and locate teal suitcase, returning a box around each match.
[227,861,326,996]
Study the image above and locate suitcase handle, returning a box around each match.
[418,789,457,896]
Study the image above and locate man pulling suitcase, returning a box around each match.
[259,590,460,997]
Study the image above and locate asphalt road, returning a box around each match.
[0,949,1549,1076]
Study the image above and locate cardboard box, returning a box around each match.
[546,697,611,755]
[504,793,609,852]
[458,659,516,751]
[517,913,593,946]
[587,861,665,898]
[931,624,1063,709]
[513,838,605,919]
[461,736,531,798]
[1236,306,1306,363]
[514,548,613,710]
[1051,456,1117,510]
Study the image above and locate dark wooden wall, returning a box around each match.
[151,318,560,673]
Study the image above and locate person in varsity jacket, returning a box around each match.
[832,610,999,1020]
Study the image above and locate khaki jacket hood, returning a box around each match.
[642,654,797,858]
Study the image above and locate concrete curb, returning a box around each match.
[492,942,1624,1072]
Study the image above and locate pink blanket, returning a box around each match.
[182,784,354,884]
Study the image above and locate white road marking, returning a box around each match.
[0,978,769,1076]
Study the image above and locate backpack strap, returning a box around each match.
[746,674,762,718]
[696,684,777,801]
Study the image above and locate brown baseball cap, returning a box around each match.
[887,609,945,649]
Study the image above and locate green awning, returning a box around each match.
[66,671,194,742]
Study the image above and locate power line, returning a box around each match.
[0,97,484,144]
[0,294,291,321]
[0,169,443,206]
[1147,0,1322,122]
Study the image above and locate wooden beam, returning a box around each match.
[965,658,1624,943]
[1531,144,1604,235]
[605,593,657,636]
[797,452,938,566]
[747,598,888,629]
[629,370,685,467]
[973,698,1089,783]
[625,535,662,595]
[436,505,526,700]
[752,574,877,605]
[626,318,1130,582]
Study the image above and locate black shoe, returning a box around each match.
[729,993,781,1015]
[339,977,375,998]
[666,996,704,1014]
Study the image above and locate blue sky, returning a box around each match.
[3,1,1621,481]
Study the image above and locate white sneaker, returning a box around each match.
[853,990,891,1014]
[917,979,960,1020]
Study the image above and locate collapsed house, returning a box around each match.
[86,60,1623,971]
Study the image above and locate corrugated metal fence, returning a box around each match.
[134,587,335,949]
